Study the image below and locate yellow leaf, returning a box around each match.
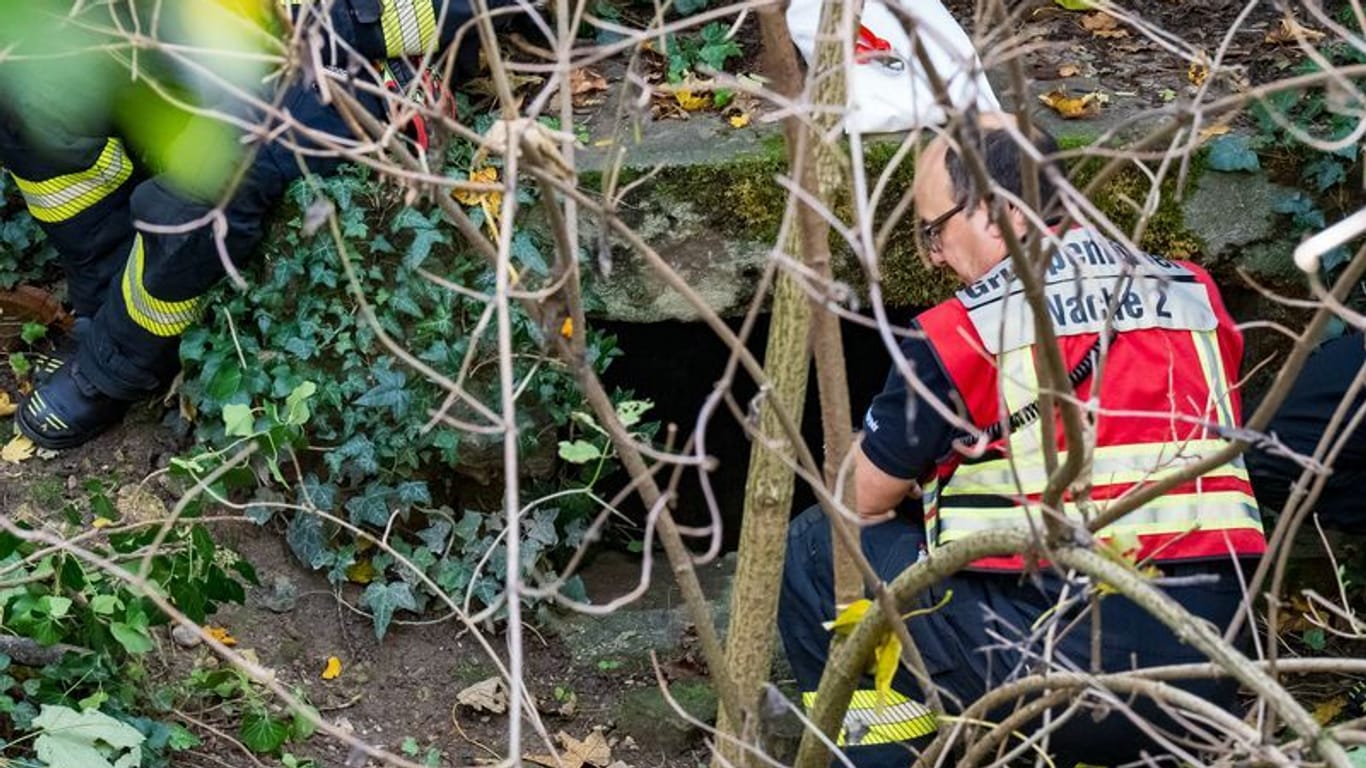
[728,113,751,129]
[453,166,501,208]
[1188,59,1209,87]
[2,434,36,464]
[1038,89,1100,119]
[321,656,342,680]
[560,317,574,339]
[0,391,15,417]
[1053,0,1094,9]
[1313,695,1345,725]
[92,517,114,529]
[823,598,872,635]
[873,634,902,711]
[1199,124,1231,141]
[205,625,238,647]
[674,89,709,111]
[346,559,376,585]
[1058,64,1081,78]
[1265,17,1325,45]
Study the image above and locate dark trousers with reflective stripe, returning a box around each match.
[0,80,382,399]
[779,505,1251,768]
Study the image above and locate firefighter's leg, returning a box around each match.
[0,107,136,319]
[17,78,381,448]
[778,506,949,768]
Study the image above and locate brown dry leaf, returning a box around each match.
[0,391,15,417]
[1038,89,1100,119]
[1080,12,1128,38]
[526,729,612,768]
[2,434,36,464]
[1265,17,1326,45]
[674,89,709,111]
[569,67,608,106]
[1057,63,1081,78]
[457,677,508,714]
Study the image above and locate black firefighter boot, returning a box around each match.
[15,359,133,450]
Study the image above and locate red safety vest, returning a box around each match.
[915,227,1266,571]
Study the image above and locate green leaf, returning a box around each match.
[615,399,653,428]
[33,705,145,768]
[222,403,255,438]
[20,321,47,345]
[90,594,121,615]
[345,485,394,527]
[239,710,291,754]
[361,581,418,640]
[558,440,602,464]
[673,0,709,15]
[207,361,244,401]
[166,723,201,751]
[284,381,317,426]
[1054,0,1094,8]
[1205,135,1260,173]
[110,621,154,654]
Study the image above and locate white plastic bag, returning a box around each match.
[785,0,1000,134]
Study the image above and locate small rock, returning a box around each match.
[260,575,298,613]
[171,624,202,648]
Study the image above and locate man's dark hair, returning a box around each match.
[943,126,1062,218]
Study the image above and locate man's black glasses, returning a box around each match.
[919,201,966,253]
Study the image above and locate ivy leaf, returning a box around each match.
[615,399,653,428]
[33,705,145,768]
[558,440,602,464]
[417,520,452,552]
[286,512,330,570]
[355,368,411,418]
[207,362,244,401]
[222,404,255,438]
[361,581,418,640]
[109,621,154,654]
[1205,135,1261,172]
[284,381,318,426]
[1304,157,1347,192]
[345,485,393,527]
[673,0,709,15]
[239,710,291,754]
[512,230,548,276]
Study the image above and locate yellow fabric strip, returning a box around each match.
[120,235,203,337]
[12,139,133,223]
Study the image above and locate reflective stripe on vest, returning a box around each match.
[12,138,133,223]
[121,235,203,337]
[801,689,938,746]
[380,0,438,57]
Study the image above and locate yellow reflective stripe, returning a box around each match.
[120,235,202,337]
[802,690,938,746]
[1190,329,1235,429]
[934,491,1262,541]
[380,0,436,56]
[945,440,1248,496]
[12,139,133,223]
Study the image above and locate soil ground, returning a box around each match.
[0,2,1353,767]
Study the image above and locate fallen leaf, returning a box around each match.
[560,317,574,339]
[674,89,709,111]
[2,434,36,463]
[1188,58,1209,87]
[1265,17,1325,45]
[569,67,608,107]
[0,391,14,417]
[457,677,508,714]
[1313,695,1346,725]
[1038,89,1101,119]
[321,656,342,680]
[1198,124,1232,141]
[728,112,751,128]
[453,166,501,207]
[91,517,114,529]
[205,626,238,647]
[1080,12,1128,38]
[526,729,612,768]
[1053,0,1094,9]
[1057,63,1081,78]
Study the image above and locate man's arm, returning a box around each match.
[853,442,919,520]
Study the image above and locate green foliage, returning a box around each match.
[0,484,253,766]
[664,23,744,82]
[1205,135,1260,173]
[0,173,60,290]
[179,157,629,636]
[176,665,317,757]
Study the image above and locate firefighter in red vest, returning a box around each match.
[0,0,500,448]
[779,123,1267,766]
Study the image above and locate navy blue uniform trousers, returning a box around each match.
[779,506,1251,767]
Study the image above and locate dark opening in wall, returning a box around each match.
[594,308,923,553]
